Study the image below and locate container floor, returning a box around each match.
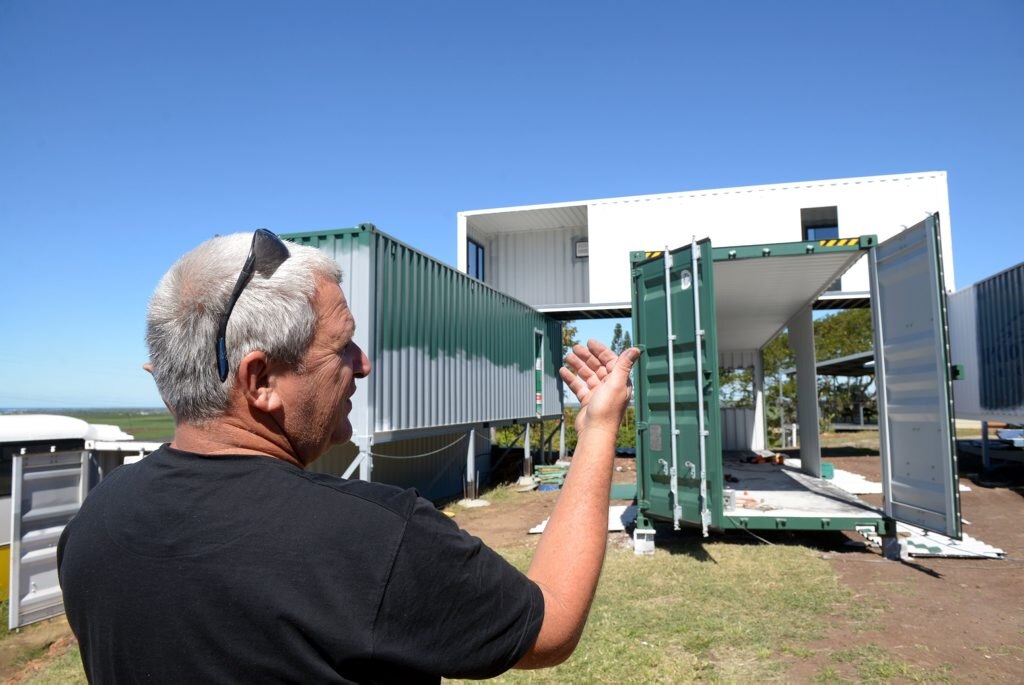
[722,452,882,520]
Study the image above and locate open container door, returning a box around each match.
[870,214,961,538]
[631,240,721,536]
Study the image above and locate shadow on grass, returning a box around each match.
[626,520,956,579]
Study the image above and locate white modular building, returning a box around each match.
[457,173,957,504]
[457,171,954,317]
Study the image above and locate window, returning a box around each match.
[801,206,839,242]
[801,206,841,291]
[467,239,485,281]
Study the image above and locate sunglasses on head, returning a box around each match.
[216,229,291,382]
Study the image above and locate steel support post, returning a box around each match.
[518,422,536,486]
[789,304,821,476]
[981,420,991,472]
[466,429,477,500]
[752,350,766,451]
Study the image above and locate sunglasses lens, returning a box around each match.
[253,229,290,271]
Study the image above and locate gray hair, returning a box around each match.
[146,232,342,423]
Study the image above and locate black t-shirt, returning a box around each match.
[57,446,544,683]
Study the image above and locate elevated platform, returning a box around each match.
[721,452,882,523]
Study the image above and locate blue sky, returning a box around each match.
[1,1,1022,408]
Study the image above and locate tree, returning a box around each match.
[562,321,578,357]
[610,323,624,353]
[610,323,633,354]
[813,309,875,426]
[760,309,876,444]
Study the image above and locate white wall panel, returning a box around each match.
[721,407,756,451]
[585,173,953,304]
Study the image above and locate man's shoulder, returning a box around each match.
[290,468,423,520]
[111,445,426,522]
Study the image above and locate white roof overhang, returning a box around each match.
[713,250,867,353]
[464,204,588,237]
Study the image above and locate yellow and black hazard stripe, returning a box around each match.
[644,251,663,259]
[819,238,858,247]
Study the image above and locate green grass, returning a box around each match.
[58,410,175,442]
[21,646,86,685]
[829,644,952,683]
[449,541,854,683]
[477,482,528,505]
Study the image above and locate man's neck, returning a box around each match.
[171,416,304,469]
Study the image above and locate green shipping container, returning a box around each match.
[630,217,961,546]
[282,224,563,446]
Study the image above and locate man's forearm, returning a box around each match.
[517,424,618,667]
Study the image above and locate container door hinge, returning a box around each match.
[636,421,649,431]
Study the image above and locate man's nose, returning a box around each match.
[353,344,371,378]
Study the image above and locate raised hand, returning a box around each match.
[559,340,639,436]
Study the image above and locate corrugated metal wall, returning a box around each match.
[720,407,756,451]
[976,263,1024,412]
[309,430,492,502]
[285,229,375,444]
[482,226,589,308]
[949,262,1024,423]
[285,225,563,445]
[719,350,759,369]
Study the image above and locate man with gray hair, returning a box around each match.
[58,229,638,682]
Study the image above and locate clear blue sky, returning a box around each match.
[1,1,1021,408]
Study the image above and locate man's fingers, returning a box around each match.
[577,342,605,375]
[559,366,590,402]
[565,352,599,387]
[612,347,641,378]
[586,339,618,372]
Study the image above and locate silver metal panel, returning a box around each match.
[870,218,960,538]
[948,264,1024,423]
[9,449,88,630]
[483,226,589,308]
[720,407,756,451]
[0,497,10,546]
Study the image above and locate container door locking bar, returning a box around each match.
[691,238,711,537]
[662,248,682,530]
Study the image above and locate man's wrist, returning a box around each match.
[576,424,620,443]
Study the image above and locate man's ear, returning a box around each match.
[143,362,176,418]
[237,351,283,413]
